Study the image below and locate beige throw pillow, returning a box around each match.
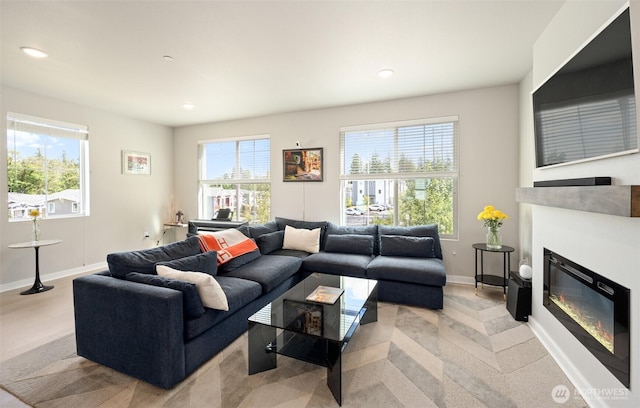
[282,225,321,253]
[156,265,229,311]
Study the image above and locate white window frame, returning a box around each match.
[340,116,459,239]
[197,135,271,223]
[7,112,90,221]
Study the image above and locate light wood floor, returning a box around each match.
[0,271,94,407]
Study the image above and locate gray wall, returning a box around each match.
[0,86,174,290]
[173,85,521,282]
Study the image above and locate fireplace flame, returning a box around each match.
[550,293,614,354]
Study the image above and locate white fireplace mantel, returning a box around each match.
[516,186,640,217]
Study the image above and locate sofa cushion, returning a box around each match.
[282,225,321,253]
[248,220,279,240]
[218,249,261,273]
[378,224,443,259]
[379,235,435,258]
[156,251,218,276]
[184,276,263,341]
[221,255,303,293]
[107,235,202,279]
[267,248,312,258]
[256,230,284,255]
[325,222,378,253]
[366,256,446,286]
[125,272,206,319]
[302,252,372,278]
[324,234,374,256]
[156,265,229,311]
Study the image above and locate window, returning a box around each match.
[198,136,270,224]
[340,116,459,238]
[7,113,89,220]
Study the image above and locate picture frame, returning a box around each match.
[283,148,323,182]
[122,150,151,175]
[283,299,323,336]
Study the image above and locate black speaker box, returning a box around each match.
[507,278,531,322]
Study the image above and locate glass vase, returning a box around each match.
[486,227,501,250]
[32,221,40,241]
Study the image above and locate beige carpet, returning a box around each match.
[0,285,586,407]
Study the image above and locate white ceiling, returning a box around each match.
[1,1,565,127]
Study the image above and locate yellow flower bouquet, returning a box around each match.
[30,209,41,241]
[477,205,508,249]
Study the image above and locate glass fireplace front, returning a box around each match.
[543,248,630,388]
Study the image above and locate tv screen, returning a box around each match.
[533,8,637,168]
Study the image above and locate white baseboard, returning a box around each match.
[0,261,107,293]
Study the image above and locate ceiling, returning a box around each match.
[1,1,565,128]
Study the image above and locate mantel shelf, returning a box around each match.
[516,186,640,217]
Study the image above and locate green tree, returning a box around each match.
[349,154,363,174]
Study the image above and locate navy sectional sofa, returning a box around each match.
[73,217,446,389]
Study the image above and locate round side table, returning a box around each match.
[472,243,514,300]
[8,239,62,295]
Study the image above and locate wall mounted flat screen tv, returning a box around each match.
[533,8,638,168]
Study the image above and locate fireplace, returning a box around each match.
[543,248,630,388]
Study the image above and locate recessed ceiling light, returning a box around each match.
[182,103,194,110]
[378,69,394,78]
[163,55,174,61]
[21,47,48,58]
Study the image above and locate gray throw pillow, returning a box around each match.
[256,230,285,254]
[156,251,218,276]
[125,272,205,319]
[324,234,374,256]
[218,248,262,273]
[107,236,202,279]
[379,235,435,258]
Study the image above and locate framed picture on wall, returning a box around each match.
[122,150,151,175]
[282,147,323,182]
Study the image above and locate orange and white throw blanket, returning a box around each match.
[198,229,258,265]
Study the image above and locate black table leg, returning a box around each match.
[327,339,342,406]
[20,246,54,295]
[248,321,277,374]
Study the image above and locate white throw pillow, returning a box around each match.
[156,265,229,311]
[282,225,321,253]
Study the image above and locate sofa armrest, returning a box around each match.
[73,273,185,389]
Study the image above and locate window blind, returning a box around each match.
[8,112,89,140]
[340,117,459,178]
[200,137,270,182]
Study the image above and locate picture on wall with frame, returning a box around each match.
[122,150,151,175]
[283,148,323,182]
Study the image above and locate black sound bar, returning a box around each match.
[533,177,612,187]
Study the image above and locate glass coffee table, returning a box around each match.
[248,272,378,406]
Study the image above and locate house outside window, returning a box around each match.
[340,116,459,239]
[198,136,270,224]
[7,113,89,221]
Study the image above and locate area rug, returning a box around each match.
[0,290,587,407]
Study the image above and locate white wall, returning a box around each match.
[521,1,640,406]
[0,86,174,290]
[174,85,521,283]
